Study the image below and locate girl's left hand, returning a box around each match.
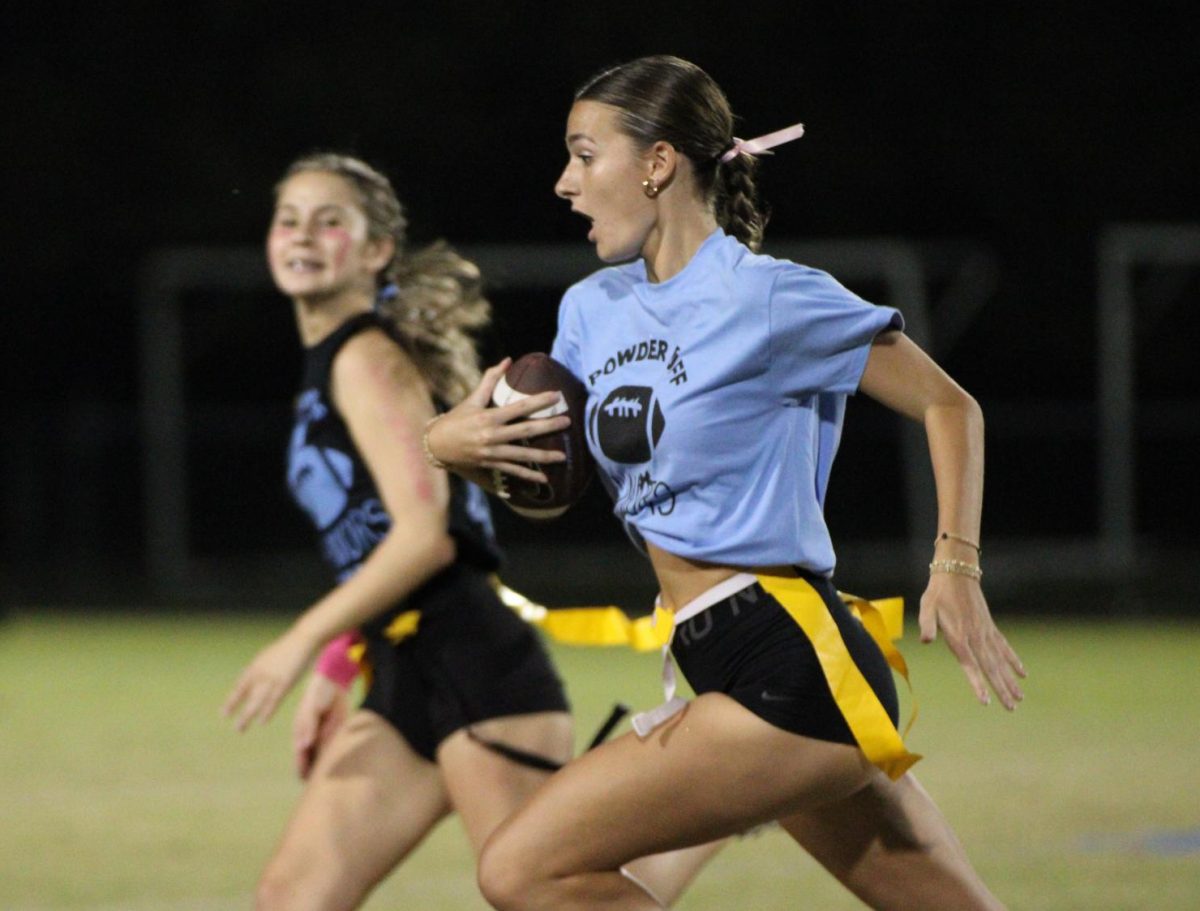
[222,629,317,732]
[918,574,1026,710]
[292,673,350,779]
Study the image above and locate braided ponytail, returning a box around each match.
[715,153,768,253]
[280,153,489,405]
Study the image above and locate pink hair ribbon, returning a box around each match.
[719,121,806,163]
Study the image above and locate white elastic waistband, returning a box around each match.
[632,572,759,739]
[671,573,758,625]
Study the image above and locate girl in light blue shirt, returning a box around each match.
[428,55,1025,911]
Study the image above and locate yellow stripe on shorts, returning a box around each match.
[756,574,921,780]
[383,609,422,644]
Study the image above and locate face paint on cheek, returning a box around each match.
[267,226,291,251]
[326,229,354,269]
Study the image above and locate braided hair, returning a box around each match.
[575,55,769,252]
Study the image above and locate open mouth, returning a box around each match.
[573,210,595,242]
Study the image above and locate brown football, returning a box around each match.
[490,353,594,519]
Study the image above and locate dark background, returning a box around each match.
[3,2,1198,613]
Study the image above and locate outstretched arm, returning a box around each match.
[287,633,360,777]
[291,670,351,779]
[223,331,457,731]
[859,331,1026,709]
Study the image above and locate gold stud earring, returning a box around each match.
[642,178,660,199]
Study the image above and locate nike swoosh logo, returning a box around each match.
[760,690,796,703]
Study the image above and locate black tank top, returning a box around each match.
[286,312,502,587]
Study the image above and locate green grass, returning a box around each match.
[2,611,1198,910]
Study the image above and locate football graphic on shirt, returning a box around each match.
[288,392,355,530]
[288,442,353,530]
[591,385,665,464]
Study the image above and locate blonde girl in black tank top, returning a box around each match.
[221,154,722,910]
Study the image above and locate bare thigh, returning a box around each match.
[256,710,451,911]
[780,771,1006,911]
[444,708,730,907]
[437,710,575,855]
[483,692,874,878]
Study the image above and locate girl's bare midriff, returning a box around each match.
[646,541,792,613]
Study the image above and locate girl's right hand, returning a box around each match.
[426,358,570,485]
[918,573,1025,711]
[292,673,351,779]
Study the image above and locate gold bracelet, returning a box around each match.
[421,415,448,470]
[929,559,983,581]
[935,531,981,554]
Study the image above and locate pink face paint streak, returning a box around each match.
[326,229,353,269]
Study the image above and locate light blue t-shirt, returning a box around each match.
[550,229,903,575]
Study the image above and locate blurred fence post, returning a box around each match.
[137,248,270,591]
[1096,223,1200,571]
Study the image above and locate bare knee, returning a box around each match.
[255,860,302,911]
[256,854,349,911]
[478,830,535,911]
[783,773,1005,911]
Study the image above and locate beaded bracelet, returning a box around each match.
[421,415,448,470]
[936,531,981,554]
[929,558,983,581]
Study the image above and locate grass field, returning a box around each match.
[2,609,1198,910]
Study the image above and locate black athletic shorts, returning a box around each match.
[670,570,900,747]
[359,564,569,761]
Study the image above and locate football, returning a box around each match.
[490,353,594,519]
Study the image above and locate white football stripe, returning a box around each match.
[492,375,569,418]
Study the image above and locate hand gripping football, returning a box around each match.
[490,353,594,519]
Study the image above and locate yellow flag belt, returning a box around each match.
[494,576,919,779]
